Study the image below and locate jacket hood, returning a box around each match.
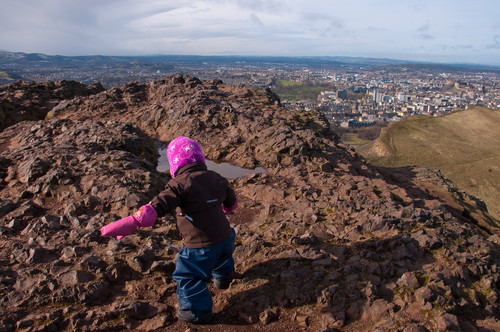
[167,136,206,178]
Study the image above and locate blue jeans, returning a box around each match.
[173,229,235,315]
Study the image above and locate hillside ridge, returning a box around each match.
[362,108,500,224]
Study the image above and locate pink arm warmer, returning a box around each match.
[101,204,158,240]
[100,215,139,238]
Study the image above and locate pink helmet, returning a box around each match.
[167,136,206,177]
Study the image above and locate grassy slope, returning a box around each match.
[343,133,373,147]
[361,107,500,220]
[273,80,332,101]
[0,71,14,81]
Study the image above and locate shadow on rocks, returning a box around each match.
[214,234,433,328]
[377,166,499,235]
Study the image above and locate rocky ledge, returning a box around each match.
[0,75,499,331]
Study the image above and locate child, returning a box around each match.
[101,136,238,324]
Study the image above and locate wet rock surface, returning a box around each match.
[0,75,499,331]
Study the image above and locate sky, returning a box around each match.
[1,0,500,65]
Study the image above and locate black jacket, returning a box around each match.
[150,163,236,248]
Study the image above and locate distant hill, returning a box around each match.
[2,50,500,74]
[360,107,500,221]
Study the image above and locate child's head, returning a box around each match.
[167,136,206,177]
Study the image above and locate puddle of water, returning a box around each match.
[157,146,266,179]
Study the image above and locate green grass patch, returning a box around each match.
[344,133,372,147]
[0,71,11,79]
[0,71,16,81]
[272,80,332,101]
[278,80,304,87]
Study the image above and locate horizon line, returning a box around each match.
[2,49,500,68]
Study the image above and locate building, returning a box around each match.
[398,92,410,102]
[320,91,336,101]
[373,90,383,102]
[337,90,347,100]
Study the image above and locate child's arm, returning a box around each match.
[101,204,157,240]
[101,181,181,240]
[149,184,181,217]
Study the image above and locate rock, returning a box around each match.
[436,313,461,331]
[137,314,173,331]
[27,246,57,264]
[127,250,156,273]
[150,260,175,273]
[79,255,105,271]
[80,281,112,304]
[397,271,421,290]
[17,157,50,183]
[415,284,438,307]
[7,218,27,232]
[51,285,82,304]
[312,257,334,267]
[61,246,86,259]
[361,299,394,321]
[321,311,345,329]
[106,262,137,282]
[345,300,363,321]
[402,324,426,332]
[17,318,34,329]
[259,308,279,325]
[459,321,478,332]
[59,270,94,285]
[8,200,40,219]
[121,301,159,319]
[0,199,16,218]
[413,232,443,250]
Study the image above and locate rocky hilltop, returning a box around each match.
[1,75,499,331]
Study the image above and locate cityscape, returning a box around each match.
[1,52,500,129]
[281,67,500,128]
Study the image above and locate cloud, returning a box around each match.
[417,23,430,33]
[207,0,289,13]
[419,34,435,40]
[487,35,500,49]
[416,23,434,40]
[451,45,474,50]
[249,13,264,27]
[301,12,343,30]
[367,26,386,32]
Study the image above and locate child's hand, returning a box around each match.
[101,204,158,240]
[222,198,238,214]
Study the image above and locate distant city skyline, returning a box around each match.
[2,0,500,66]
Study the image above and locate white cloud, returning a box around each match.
[249,13,264,27]
[487,35,500,50]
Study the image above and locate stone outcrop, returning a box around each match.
[0,76,499,331]
[0,80,104,131]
